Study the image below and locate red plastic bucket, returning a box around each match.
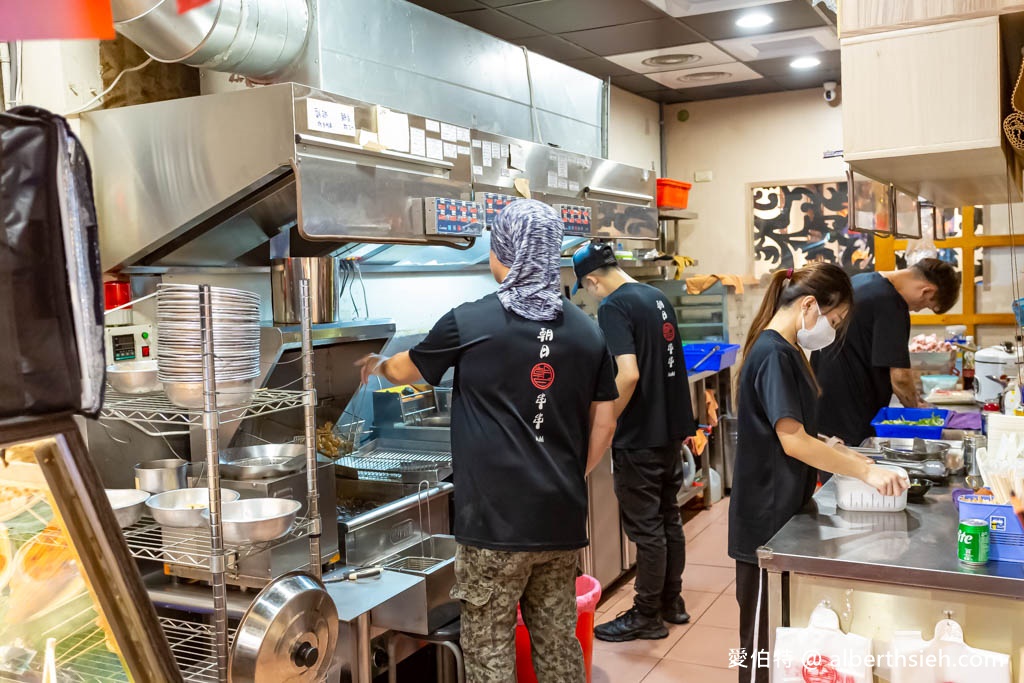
[514,574,602,683]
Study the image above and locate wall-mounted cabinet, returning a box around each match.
[841,16,1021,207]
[840,0,1024,37]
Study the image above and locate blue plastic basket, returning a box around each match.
[1013,298,1024,326]
[683,343,740,373]
[958,496,1024,563]
[870,407,950,439]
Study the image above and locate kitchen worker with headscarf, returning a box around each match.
[356,199,619,683]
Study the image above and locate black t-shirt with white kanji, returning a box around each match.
[729,330,819,564]
[597,283,697,450]
[408,293,618,552]
[811,272,912,446]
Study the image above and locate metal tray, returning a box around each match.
[334,438,452,483]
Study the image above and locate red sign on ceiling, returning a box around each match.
[0,0,114,41]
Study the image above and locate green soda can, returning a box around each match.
[957,519,990,564]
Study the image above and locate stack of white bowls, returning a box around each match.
[156,284,261,409]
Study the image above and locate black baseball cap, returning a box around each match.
[571,242,618,295]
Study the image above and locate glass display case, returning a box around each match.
[0,416,180,682]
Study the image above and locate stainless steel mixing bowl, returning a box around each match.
[219,444,306,480]
[146,488,240,528]
[107,360,162,394]
[204,498,302,544]
[106,489,150,528]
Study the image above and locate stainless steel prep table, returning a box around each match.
[759,479,1024,681]
[325,568,424,683]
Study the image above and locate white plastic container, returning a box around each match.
[834,465,909,512]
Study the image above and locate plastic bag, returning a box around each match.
[884,619,1010,683]
[773,605,873,683]
[0,106,104,417]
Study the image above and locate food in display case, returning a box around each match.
[0,445,132,680]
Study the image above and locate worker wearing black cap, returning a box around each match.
[572,242,697,642]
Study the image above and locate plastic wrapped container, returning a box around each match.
[920,375,959,395]
[834,465,909,512]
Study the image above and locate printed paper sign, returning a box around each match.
[410,128,427,157]
[426,138,444,160]
[376,107,410,153]
[307,99,356,137]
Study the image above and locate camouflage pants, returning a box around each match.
[451,544,584,683]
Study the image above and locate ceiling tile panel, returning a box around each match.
[610,73,673,92]
[560,18,703,56]
[515,35,596,61]
[638,88,696,103]
[645,61,764,89]
[772,67,841,90]
[406,0,486,12]
[641,0,786,18]
[671,77,784,100]
[448,8,547,39]
[746,49,839,77]
[502,0,666,34]
[677,0,827,41]
[715,26,838,61]
[562,56,637,78]
[606,43,736,74]
[477,0,541,6]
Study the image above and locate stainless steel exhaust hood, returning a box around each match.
[470,131,659,242]
[82,84,483,271]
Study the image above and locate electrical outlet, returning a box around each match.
[694,170,713,183]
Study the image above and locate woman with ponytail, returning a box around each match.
[729,262,908,683]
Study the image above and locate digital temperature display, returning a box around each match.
[554,204,592,236]
[480,193,519,227]
[425,197,484,236]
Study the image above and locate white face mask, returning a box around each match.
[797,302,836,351]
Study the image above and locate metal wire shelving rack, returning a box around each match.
[120,515,315,569]
[96,282,323,683]
[100,389,307,438]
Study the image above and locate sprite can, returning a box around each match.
[957,519,990,564]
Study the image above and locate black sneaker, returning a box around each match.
[661,595,691,625]
[593,608,669,642]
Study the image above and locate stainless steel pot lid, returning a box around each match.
[229,572,338,683]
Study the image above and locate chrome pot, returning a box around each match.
[271,257,341,324]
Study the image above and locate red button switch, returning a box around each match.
[141,346,150,357]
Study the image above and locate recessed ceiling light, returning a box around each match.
[736,12,773,29]
[641,53,702,67]
[679,71,731,83]
[790,56,822,69]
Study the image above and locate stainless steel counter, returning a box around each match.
[760,479,1024,599]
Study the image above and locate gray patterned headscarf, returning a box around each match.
[491,199,564,321]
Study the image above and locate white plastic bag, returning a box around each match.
[885,619,1010,683]
[773,605,873,683]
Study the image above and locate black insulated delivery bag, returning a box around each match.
[0,106,105,418]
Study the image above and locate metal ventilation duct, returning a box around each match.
[111,0,309,79]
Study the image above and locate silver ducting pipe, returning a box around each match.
[111,0,309,80]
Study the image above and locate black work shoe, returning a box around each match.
[661,595,691,625]
[594,608,669,642]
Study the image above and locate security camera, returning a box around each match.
[823,81,838,103]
